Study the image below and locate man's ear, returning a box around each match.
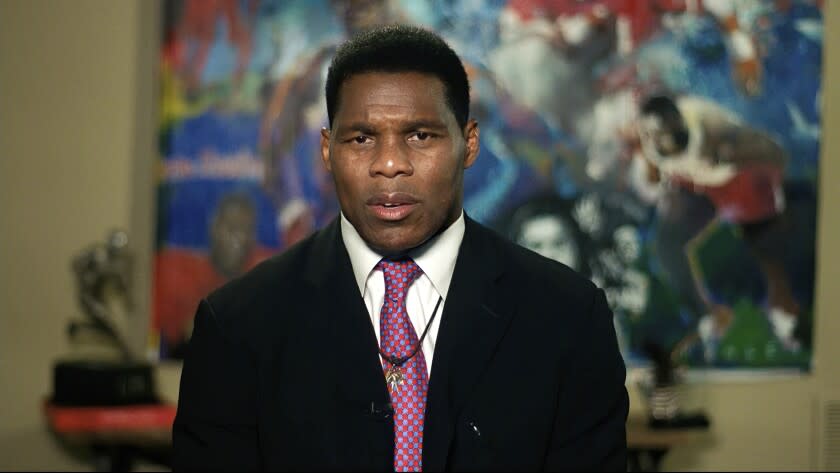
[463,119,479,169]
[320,127,332,172]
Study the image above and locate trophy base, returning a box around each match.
[648,411,711,430]
[51,359,157,406]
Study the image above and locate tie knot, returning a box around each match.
[377,258,422,298]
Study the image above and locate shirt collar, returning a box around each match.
[340,211,465,300]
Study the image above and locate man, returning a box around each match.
[173,25,627,471]
[504,194,586,275]
[154,192,274,359]
[634,94,800,359]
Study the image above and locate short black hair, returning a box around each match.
[640,95,690,153]
[507,194,579,242]
[325,24,470,129]
[640,95,682,124]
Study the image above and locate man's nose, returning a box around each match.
[369,137,413,178]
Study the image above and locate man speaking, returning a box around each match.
[173,24,628,472]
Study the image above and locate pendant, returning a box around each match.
[385,365,404,391]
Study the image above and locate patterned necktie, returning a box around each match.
[377,258,427,472]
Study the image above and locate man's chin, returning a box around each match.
[369,241,421,258]
[365,233,428,258]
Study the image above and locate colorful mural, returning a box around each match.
[153,0,822,375]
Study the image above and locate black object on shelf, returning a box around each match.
[51,360,157,407]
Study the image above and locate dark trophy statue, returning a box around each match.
[641,341,710,429]
[51,230,157,406]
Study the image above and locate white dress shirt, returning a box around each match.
[340,211,465,377]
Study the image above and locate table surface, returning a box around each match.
[626,416,708,449]
[45,403,706,450]
[44,402,175,447]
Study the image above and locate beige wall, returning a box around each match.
[0,0,837,470]
[0,0,155,469]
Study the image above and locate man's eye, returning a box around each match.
[353,135,371,144]
[408,131,431,141]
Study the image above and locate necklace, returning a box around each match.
[381,295,443,391]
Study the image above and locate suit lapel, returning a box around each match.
[423,216,516,471]
[303,219,392,460]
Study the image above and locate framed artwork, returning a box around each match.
[152,0,823,377]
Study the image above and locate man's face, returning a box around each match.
[210,203,256,277]
[517,214,580,271]
[613,225,640,264]
[321,72,479,255]
[639,114,682,157]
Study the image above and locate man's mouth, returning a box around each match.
[367,193,418,221]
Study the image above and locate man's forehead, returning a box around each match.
[334,71,452,123]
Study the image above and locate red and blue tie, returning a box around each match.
[377,258,427,472]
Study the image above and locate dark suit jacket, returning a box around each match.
[172,216,628,471]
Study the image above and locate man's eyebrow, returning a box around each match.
[337,122,377,135]
[337,119,449,134]
[401,119,448,131]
